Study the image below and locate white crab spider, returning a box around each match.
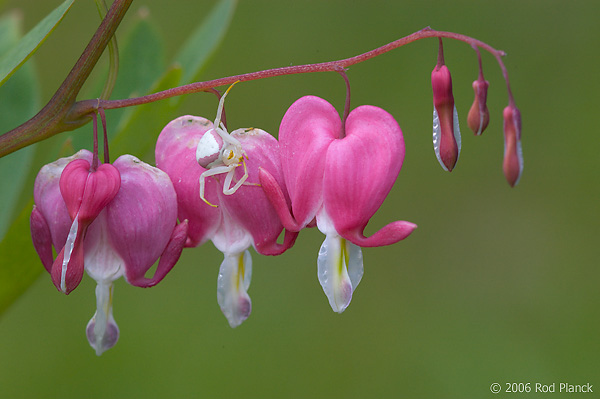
[196,82,249,207]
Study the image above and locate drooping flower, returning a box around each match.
[259,95,416,313]
[431,40,461,171]
[502,104,523,186]
[31,150,188,355]
[156,110,296,328]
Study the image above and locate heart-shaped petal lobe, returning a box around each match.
[278,96,339,228]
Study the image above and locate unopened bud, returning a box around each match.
[431,64,461,171]
[502,104,523,187]
[467,78,490,135]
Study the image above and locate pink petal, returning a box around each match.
[340,220,417,247]
[128,221,189,288]
[322,105,411,246]
[105,155,181,286]
[156,115,221,247]
[278,96,338,228]
[50,230,85,294]
[218,128,293,255]
[59,161,121,224]
[30,206,54,273]
[33,150,91,252]
[259,167,302,232]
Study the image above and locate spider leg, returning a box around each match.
[199,166,234,207]
[219,124,242,148]
[223,157,249,195]
[213,81,239,127]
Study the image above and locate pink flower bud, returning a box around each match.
[431,64,461,171]
[502,104,523,187]
[467,78,490,135]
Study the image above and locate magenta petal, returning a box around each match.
[77,164,121,223]
[340,220,417,247]
[30,206,54,273]
[33,151,91,252]
[59,159,91,221]
[128,220,188,288]
[50,232,85,294]
[258,167,302,232]
[105,155,180,286]
[218,128,291,256]
[432,65,461,171]
[279,96,338,228]
[60,161,121,225]
[323,105,406,245]
[156,115,221,247]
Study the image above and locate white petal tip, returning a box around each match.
[86,316,119,356]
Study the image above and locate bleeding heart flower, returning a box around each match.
[259,95,416,313]
[156,114,296,328]
[30,150,188,355]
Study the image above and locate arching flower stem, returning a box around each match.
[90,27,513,113]
[0,25,516,158]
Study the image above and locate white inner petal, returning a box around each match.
[515,139,524,185]
[84,216,124,283]
[86,281,119,356]
[317,234,363,313]
[61,215,79,292]
[345,239,364,291]
[431,106,461,171]
[217,250,252,328]
[432,108,446,171]
[453,105,462,159]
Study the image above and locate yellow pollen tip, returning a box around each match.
[202,197,219,208]
[224,80,240,96]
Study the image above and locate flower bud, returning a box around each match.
[467,78,490,135]
[431,64,461,171]
[502,104,523,187]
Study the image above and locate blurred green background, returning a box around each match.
[1,0,599,398]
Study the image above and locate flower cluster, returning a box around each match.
[29,38,522,355]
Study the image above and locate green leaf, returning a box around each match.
[0,201,43,316]
[0,0,75,87]
[173,0,237,85]
[0,12,41,240]
[0,13,43,317]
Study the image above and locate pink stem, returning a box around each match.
[336,67,351,139]
[85,27,511,112]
